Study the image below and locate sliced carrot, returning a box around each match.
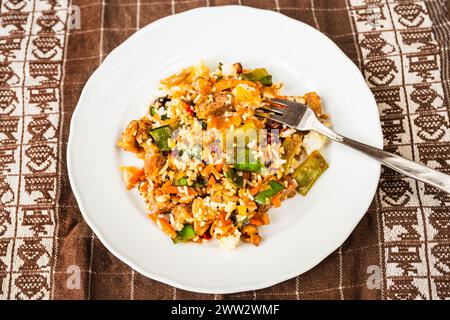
[214,163,224,172]
[261,213,270,225]
[208,175,216,187]
[245,200,258,210]
[161,184,197,196]
[219,212,227,225]
[272,195,281,208]
[195,78,212,95]
[249,185,261,196]
[188,187,197,196]
[185,188,198,196]
[139,181,149,193]
[163,185,179,193]
[218,212,233,227]
[157,217,177,239]
[160,181,172,190]
[201,164,214,176]
[208,117,218,129]
[127,168,145,190]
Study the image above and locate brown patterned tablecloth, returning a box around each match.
[1,0,449,300]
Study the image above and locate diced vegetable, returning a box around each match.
[272,195,281,208]
[157,217,177,239]
[234,85,260,104]
[292,150,328,195]
[241,225,261,246]
[173,224,196,243]
[235,161,262,172]
[120,166,144,190]
[235,158,262,172]
[199,119,207,130]
[237,205,247,216]
[231,210,249,229]
[239,217,249,229]
[249,212,269,225]
[240,68,273,86]
[156,95,170,105]
[194,220,210,236]
[150,96,171,120]
[161,183,197,196]
[185,102,194,116]
[224,167,243,188]
[303,92,322,117]
[150,107,169,120]
[260,77,273,86]
[214,115,241,130]
[195,78,212,95]
[126,168,145,190]
[192,176,207,188]
[282,133,303,175]
[249,185,260,196]
[149,125,172,152]
[234,148,263,172]
[254,180,286,205]
[207,175,216,186]
[214,79,258,92]
[173,177,188,186]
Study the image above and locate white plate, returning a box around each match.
[68,6,383,294]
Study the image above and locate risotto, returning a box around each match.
[117,62,329,249]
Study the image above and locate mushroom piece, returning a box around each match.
[196,93,234,119]
[233,62,243,75]
[241,224,261,246]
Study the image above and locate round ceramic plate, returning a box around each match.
[68,6,383,294]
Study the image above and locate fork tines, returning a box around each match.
[255,98,309,129]
[255,100,286,122]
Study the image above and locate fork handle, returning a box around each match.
[315,126,450,194]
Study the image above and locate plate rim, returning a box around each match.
[67,5,383,294]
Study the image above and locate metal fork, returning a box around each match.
[256,98,450,194]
